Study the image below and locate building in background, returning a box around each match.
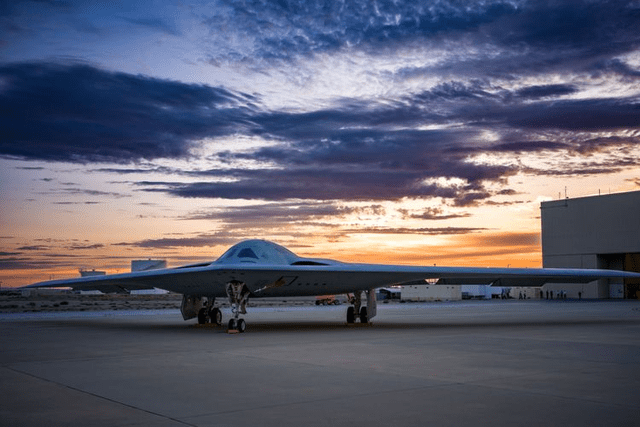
[401,282,462,301]
[541,190,640,299]
[131,259,168,294]
[131,259,167,272]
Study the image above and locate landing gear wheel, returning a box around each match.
[197,308,207,325]
[228,318,237,330]
[209,307,222,325]
[237,318,246,333]
[360,306,368,324]
[346,306,355,324]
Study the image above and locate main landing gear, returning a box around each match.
[196,297,222,326]
[197,306,222,325]
[346,289,377,325]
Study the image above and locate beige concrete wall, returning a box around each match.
[542,191,640,256]
[541,191,640,299]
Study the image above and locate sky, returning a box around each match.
[1,0,640,287]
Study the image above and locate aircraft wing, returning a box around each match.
[24,239,640,296]
[24,262,638,297]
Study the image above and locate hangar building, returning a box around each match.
[541,190,640,299]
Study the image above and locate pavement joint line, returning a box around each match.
[6,366,199,427]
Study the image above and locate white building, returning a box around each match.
[401,282,461,301]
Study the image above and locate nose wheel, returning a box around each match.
[228,318,247,333]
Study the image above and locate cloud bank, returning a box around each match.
[1,0,639,208]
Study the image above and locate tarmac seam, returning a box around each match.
[6,366,198,427]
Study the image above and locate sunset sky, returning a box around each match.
[1,0,640,288]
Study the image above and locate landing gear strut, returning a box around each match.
[226,281,250,333]
[346,289,376,325]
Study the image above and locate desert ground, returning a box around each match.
[0,289,323,313]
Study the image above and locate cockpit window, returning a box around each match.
[218,248,237,260]
[237,248,258,259]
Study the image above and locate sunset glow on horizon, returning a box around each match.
[1,1,640,288]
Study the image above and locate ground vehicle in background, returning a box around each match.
[315,295,343,305]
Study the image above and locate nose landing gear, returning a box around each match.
[226,281,250,333]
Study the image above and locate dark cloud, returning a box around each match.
[129,79,637,202]
[137,167,510,205]
[485,1,640,52]
[498,98,640,131]
[399,207,470,221]
[16,245,49,251]
[343,227,485,236]
[67,243,104,250]
[183,202,376,223]
[200,0,640,95]
[404,83,640,132]
[514,84,578,99]
[205,0,518,61]
[209,1,640,63]
[590,59,640,80]
[0,254,81,271]
[59,187,130,198]
[0,257,36,270]
[2,45,639,207]
[0,251,20,256]
[0,62,255,163]
[115,233,239,249]
[398,1,640,80]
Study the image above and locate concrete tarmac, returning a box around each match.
[2,300,640,426]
